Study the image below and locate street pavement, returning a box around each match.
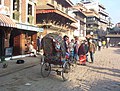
[0,47,120,91]
[0,54,42,77]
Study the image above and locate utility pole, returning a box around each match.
[108,17,111,35]
[106,17,111,48]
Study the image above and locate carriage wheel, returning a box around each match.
[41,62,51,77]
[61,61,70,81]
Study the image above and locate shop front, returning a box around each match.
[0,14,16,57]
[11,23,43,56]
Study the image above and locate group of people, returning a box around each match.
[63,35,96,65]
[26,35,96,66]
[97,40,107,51]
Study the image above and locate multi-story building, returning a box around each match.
[98,4,109,31]
[85,9,99,34]
[0,0,42,56]
[0,0,16,56]
[36,0,77,39]
[69,3,87,37]
[80,0,109,34]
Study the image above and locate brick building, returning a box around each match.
[0,0,42,56]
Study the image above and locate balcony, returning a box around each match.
[86,20,99,25]
[86,24,98,31]
[47,0,68,14]
[99,9,109,17]
[86,27,98,32]
[36,9,77,24]
[100,18,108,24]
[37,22,69,32]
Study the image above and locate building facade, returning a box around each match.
[0,0,16,56]
[80,0,109,35]
[69,3,87,37]
[0,0,42,56]
[98,4,109,31]
[85,9,99,35]
[36,0,77,39]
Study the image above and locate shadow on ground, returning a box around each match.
[86,65,120,78]
[89,78,120,91]
[113,48,120,54]
[0,64,120,91]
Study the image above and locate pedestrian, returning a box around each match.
[63,35,69,53]
[98,40,102,51]
[88,39,96,63]
[69,39,75,62]
[84,40,89,62]
[37,36,41,53]
[28,41,37,57]
[74,37,80,62]
[69,39,74,57]
[78,40,86,65]
[102,40,106,49]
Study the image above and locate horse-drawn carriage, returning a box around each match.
[40,33,71,81]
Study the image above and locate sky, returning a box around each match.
[71,0,120,25]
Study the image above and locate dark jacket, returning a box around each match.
[78,43,86,56]
[63,41,68,53]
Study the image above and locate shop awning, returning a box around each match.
[0,14,16,27]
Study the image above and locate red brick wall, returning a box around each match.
[31,33,37,50]
[20,33,26,54]
[14,34,21,55]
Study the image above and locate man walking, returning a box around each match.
[88,39,96,63]
[98,40,102,51]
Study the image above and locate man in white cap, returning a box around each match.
[88,39,96,63]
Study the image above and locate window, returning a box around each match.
[13,0,19,11]
[13,0,20,21]
[28,4,33,24]
[28,4,32,15]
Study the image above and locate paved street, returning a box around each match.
[0,47,120,91]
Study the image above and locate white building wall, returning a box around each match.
[83,0,109,31]
[83,1,99,13]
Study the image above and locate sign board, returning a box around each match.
[5,47,13,57]
[16,23,43,32]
